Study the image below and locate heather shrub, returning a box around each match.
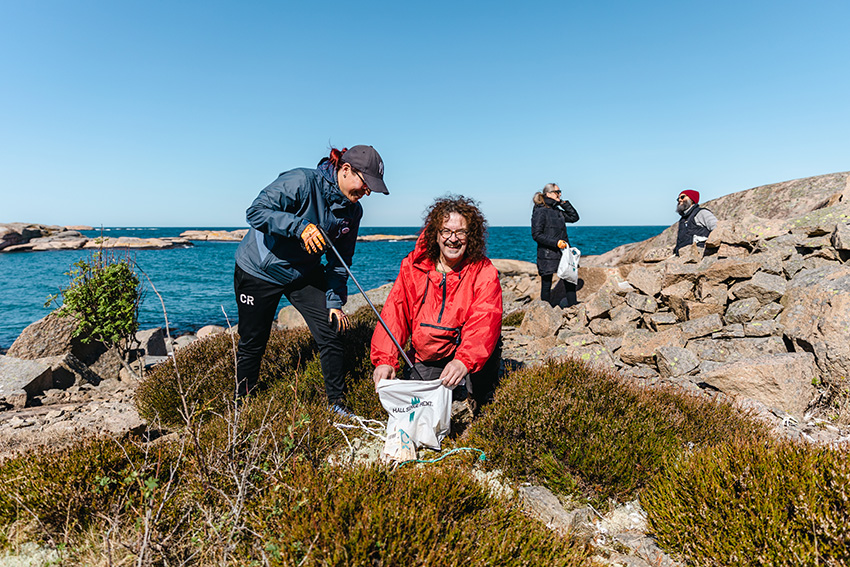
[465,359,768,502]
[0,437,158,532]
[502,310,525,327]
[642,439,850,566]
[244,461,591,566]
[136,307,382,426]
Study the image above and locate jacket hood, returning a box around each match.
[410,233,435,270]
[317,161,356,210]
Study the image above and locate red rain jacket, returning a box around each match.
[370,237,503,373]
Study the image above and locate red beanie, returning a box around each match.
[679,189,700,204]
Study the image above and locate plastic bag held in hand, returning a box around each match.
[376,379,452,463]
[300,223,326,254]
[557,246,581,284]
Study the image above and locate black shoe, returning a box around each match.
[329,401,358,420]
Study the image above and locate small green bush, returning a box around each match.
[245,462,591,566]
[502,310,525,327]
[642,439,850,566]
[465,359,768,503]
[49,250,142,347]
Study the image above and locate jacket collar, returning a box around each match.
[410,233,469,277]
[317,161,354,209]
[542,195,560,208]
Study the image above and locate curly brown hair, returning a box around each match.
[421,195,488,264]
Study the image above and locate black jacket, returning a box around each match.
[531,196,579,275]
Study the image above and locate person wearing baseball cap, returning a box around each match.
[233,145,389,417]
[674,189,718,255]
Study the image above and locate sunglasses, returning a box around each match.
[677,195,687,201]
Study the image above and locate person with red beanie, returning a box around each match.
[674,189,717,254]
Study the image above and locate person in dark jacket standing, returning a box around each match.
[531,183,580,307]
[233,145,389,416]
[674,189,717,255]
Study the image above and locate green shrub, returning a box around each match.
[465,359,768,503]
[244,462,591,566]
[642,439,850,566]
[502,310,525,327]
[48,250,142,348]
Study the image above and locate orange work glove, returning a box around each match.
[301,224,326,254]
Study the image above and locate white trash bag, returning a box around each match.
[557,246,581,285]
[376,379,452,463]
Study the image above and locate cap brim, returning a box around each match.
[363,172,389,195]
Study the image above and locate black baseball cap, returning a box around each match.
[341,145,389,194]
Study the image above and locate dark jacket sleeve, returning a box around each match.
[557,200,579,223]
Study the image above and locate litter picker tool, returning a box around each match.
[317,226,421,378]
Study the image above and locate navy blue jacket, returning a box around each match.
[675,205,712,254]
[531,196,580,276]
[234,161,362,308]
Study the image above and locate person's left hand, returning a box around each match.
[557,240,568,249]
[329,309,350,332]
[439,359,468,388]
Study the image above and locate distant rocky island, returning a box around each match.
[0,226,418,252]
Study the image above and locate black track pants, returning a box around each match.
[234,265,345,403]
[540,274,577,308]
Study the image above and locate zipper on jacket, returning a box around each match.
[420,322,462,345]
[438,273,446,323]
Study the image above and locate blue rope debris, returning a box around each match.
[398,447,486,468]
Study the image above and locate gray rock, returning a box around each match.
[700,353,817,418]
[729,271,786,305]
[625,292,658,313]
[753,302,784,321]
[0,356,53,408]
[725,297,761,324]
[831,223,850,251]
[743,320,783,337]
[678,314,723,340]
[647,311,678,331]
[655,347,699,379]
[712,324,745,339]
[686,336,787,363]
[136,328,168,356]
[626,266,662,297]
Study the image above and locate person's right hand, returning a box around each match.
[372,364,396,388]
[301,223,326,254]
[557,240,568,249]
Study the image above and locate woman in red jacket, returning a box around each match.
[370,196,503,410]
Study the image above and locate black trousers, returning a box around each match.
[403,340,503,407]
[540,274,577,308]
[234,265,345,403]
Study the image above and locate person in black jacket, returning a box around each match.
[531,183,580,307]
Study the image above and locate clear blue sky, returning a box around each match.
[2,1,848,228]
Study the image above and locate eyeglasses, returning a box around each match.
[354,170,371,194]
[549,190,562,195]
[438,228,469,240]
[677,195,687,201]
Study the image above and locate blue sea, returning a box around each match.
[0,226,665,349]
